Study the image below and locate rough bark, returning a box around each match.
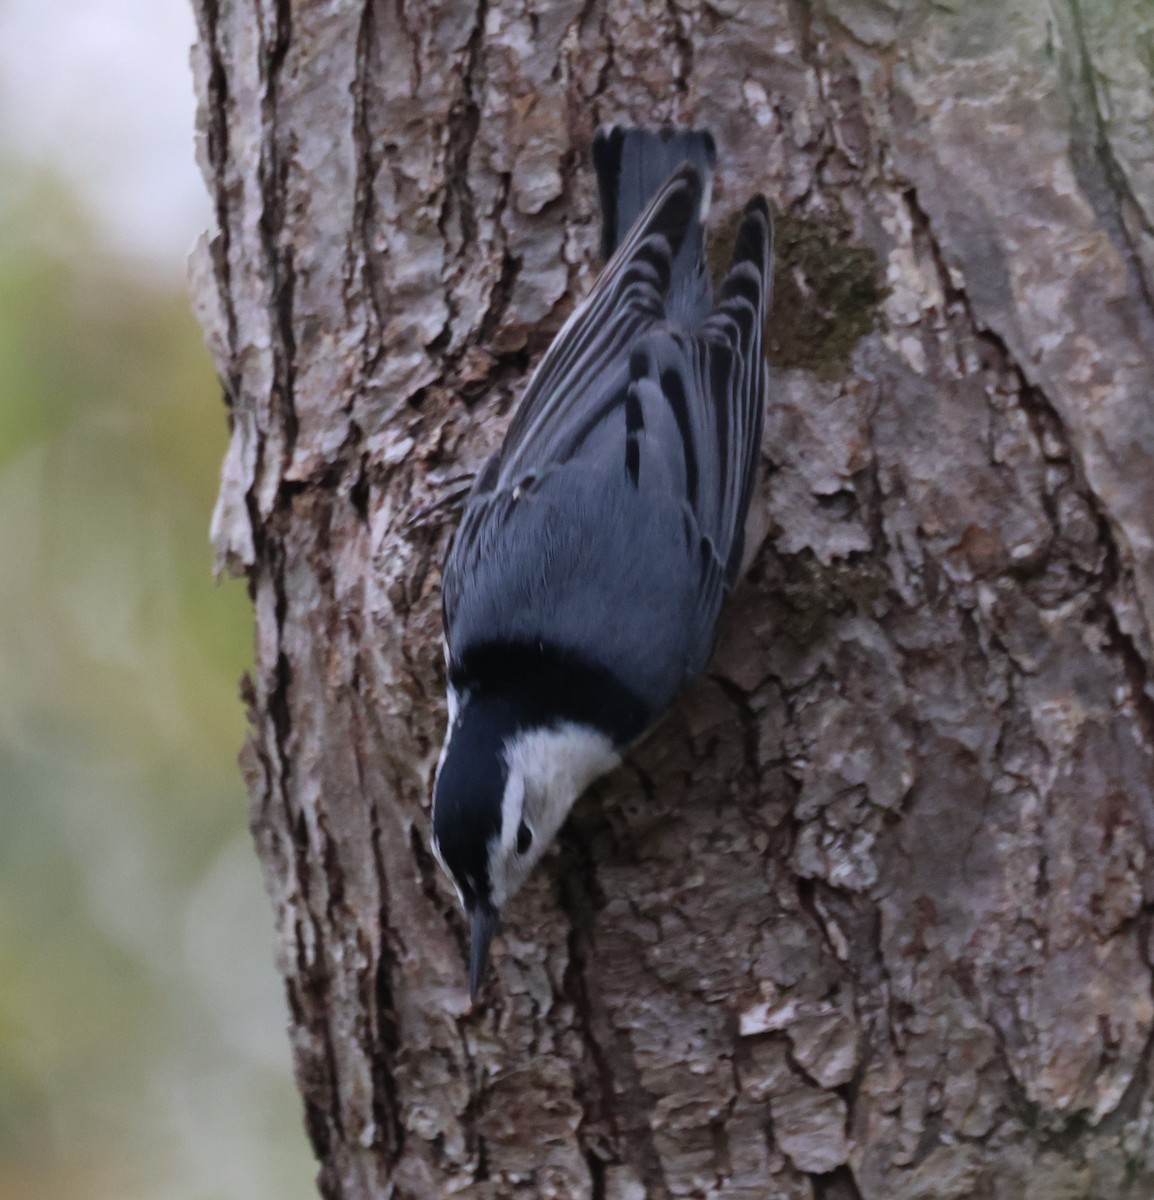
[189,1,1154,1196]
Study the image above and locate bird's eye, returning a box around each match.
[516,820,534,855]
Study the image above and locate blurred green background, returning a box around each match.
[0,4,317,1199]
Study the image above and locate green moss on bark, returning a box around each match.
[710,207,883,380]
[757,550,890,648]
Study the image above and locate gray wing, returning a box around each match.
[633,196,773,588]
[443,193,773,710]
[492,164,706,483]
[443,464,712,708]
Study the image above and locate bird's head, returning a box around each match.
[432,691,618,1000]
[432,693,551,1001]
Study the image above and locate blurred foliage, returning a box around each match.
[0,169,316,1200]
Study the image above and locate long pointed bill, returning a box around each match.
[469,907,499,1003]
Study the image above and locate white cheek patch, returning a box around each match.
[487,724,621,909]
[498,766,526,856]
[514,720,618,782]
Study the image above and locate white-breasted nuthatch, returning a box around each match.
[432,125,774,999]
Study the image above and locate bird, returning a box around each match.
[432,125,773,1001]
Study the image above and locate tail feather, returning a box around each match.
[593,125,717,324]
[720,195,773,306]
[712,194,773,584]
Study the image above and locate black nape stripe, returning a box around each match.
[452,640,651,746]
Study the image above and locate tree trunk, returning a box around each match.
[189,0,1154,1196]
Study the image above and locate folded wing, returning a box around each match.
[444,168,773,709]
